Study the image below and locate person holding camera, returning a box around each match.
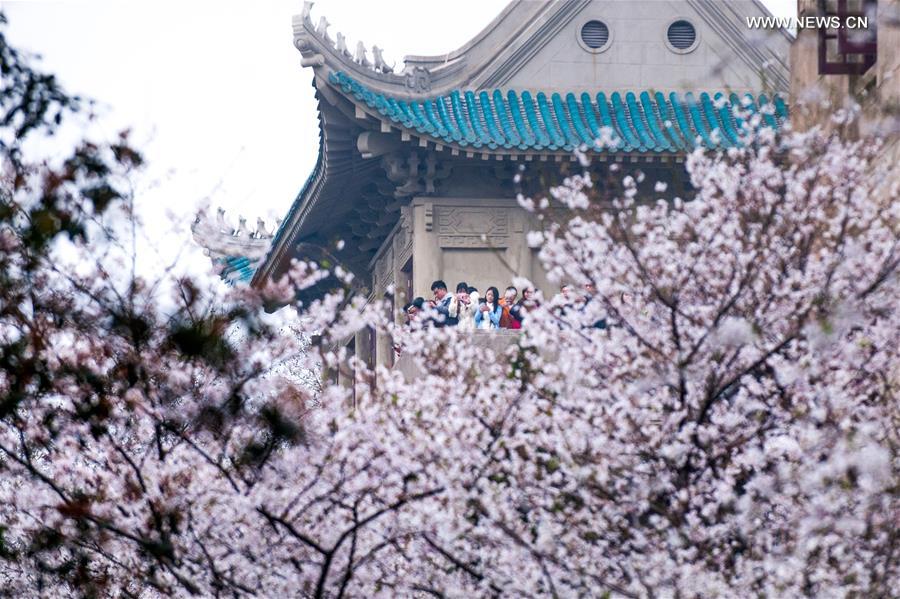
[449,281,477,331]
[499,286,519,329]
[403,297,425,325]
[474,286,503,330]
[427,280,457,326]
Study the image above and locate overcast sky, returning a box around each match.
[2,0,796,278]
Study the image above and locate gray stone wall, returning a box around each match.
[503,1,789,94]
[406,197,551,301]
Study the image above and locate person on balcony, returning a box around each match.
[396,296,426,358]
[450,281,477,331]
[403,297,425,325]
[581,281,607,330]
[509,287,539,327]
[475,286,503,330]
[499,286,519,329]
[550,284,575,327]
[428,280,457,326]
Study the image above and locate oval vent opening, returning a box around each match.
[580,20,610,50]
[667,20,697,50]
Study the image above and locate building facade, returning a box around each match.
[195,0,791,369]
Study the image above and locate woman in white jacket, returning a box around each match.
[449,282,478,331]
[474,286,503,329]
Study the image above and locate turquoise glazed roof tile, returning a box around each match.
[328,71,788,153]
[219,255,256,286]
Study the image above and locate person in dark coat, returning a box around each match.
[509,287,540,327]
[428,280,457,326]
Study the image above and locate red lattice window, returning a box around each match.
[818,0,877,75]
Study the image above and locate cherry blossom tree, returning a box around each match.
[2,18,898,597]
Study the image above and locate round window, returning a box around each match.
[580,20,610,51]
[667,20,697,52]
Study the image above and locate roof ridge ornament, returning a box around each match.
[316,16,331,45]
[293,2,407,81]
[191,207,276,262]
[255,217,271,239]
[372,45,394,74]
[235,216,249,238]
[355,41,371,68]
[300,1,313,26]
[336,32,351,59]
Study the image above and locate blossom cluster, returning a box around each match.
[1,28,898,596]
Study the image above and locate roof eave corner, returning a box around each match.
[292,4,426,98]
[293,11,327,71]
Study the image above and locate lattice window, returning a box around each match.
[818,0,877,75]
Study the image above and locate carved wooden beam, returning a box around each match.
[357,131,403,159]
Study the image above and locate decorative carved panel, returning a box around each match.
[424,203,434,232]
[405,66,432,93]
[436,206,509,248]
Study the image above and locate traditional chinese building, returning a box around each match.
[194,0,791,368]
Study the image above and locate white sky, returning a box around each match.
[2,0,796,278]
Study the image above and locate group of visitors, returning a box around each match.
[557,282,608,329]
[403,280,540,330]
[401,279,608,331]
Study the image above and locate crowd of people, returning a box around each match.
[394,280,605,359]
[401,279,610,332]
[402,280,540,330]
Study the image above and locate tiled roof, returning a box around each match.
[328,71,788,153]
[220,255,257,285]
